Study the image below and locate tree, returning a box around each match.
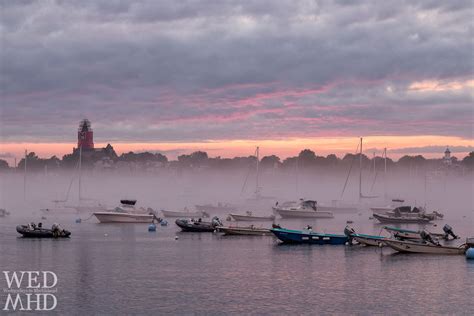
[298,149,316,168]
[462,152,474,169]
[0,159,9,170]
[260,155,281,169]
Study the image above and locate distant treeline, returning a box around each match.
[1,148,473,173]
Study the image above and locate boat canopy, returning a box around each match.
[120,199,137,206]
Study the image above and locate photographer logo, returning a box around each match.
[2,271,58,311]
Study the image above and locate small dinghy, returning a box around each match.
[218,225,272,236]
[382,239,468,255]
[175,216,223,232]
[271,227,348,245]
[16,223,71,238]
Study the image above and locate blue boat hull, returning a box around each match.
[271,228,348,245]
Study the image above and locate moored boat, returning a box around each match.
[218,226,272,236]
[271,227,348,245]
[161,208,209,218]
[0,208,10,217]
[382,239,468,255]
[229,211,275,221]
[372,213,432,224]
[16,223,71,238]
[175,217,223,232]
[384,225,458,240]
[273,200,334,219]
[93,200,155,223]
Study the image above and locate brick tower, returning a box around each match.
[78,119,94,150]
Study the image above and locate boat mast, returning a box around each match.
[359,137,362,201]
[383,147,387,200]
[255,146,260,197]
[78,145,82,203]
[23,149,27,201]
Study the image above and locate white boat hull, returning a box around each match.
[93,212,154,223]
[218,226,272,236]
[161,210,206,218]
[229,214,275,221]
[383,239,465,255]
[275,209,334,219]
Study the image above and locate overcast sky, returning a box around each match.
[0,0,472,159]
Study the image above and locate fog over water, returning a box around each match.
[1,169,473,314]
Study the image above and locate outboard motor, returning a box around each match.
[442,224,458,240]
[344,225,356,245]
[211,216,222,227]
[420,230,439,245]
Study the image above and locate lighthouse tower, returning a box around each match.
[443,146,452,165]
[78,119,94,150]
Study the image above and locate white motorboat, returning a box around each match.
[273,200,334,219]
[229,211,275,221]
[161,208,209,218]
[93,200,155,223]
[370,199,405,214]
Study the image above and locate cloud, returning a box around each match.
[0,0,472,143]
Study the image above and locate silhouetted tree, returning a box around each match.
[0,159,9,170]
[462,152,474,169]
[260,155,281,169]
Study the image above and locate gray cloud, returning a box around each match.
[0,0,472,142]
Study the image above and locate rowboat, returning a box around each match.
[372,213,431,224]
[229,212,275,221]
[271,227,348,245]
[218,226,272,236]
[382,239,467,255]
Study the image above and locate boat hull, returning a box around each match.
[161,210,206,218]
[93,212,154,223]
[229,214,275,221]
[175,219,217,232]
[383,239,465,255]
[16,225,71,238]
[373,213,431,224]
[353,234,386,247]
[271,228,348,245]
[218,226,272,236]
[274,209,334,219]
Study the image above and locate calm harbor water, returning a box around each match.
[1,212,473,315]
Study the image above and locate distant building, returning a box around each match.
[78,119,94,150]
[69,119,117,164]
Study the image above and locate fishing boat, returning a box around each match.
[161,208,209,218]
[372,212,432,224]
[175,217,223,232]
[273,200,334,219]
[382,206,443,220]
[229,211,275,221]
[16,223,71,238]
[370,199,405,214]
[218,225,272,236]
[271,227,348,245]
[93,200,155,223]
[195,203,237,213]
[382,239,468,255]
[343,226,387,246]
[384,225,458,240]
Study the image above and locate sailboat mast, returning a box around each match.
[78,146,82,202]
[256,146,259,195]
[23,149,27,201]
[359,137,362,200]
[384,148,387,200]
